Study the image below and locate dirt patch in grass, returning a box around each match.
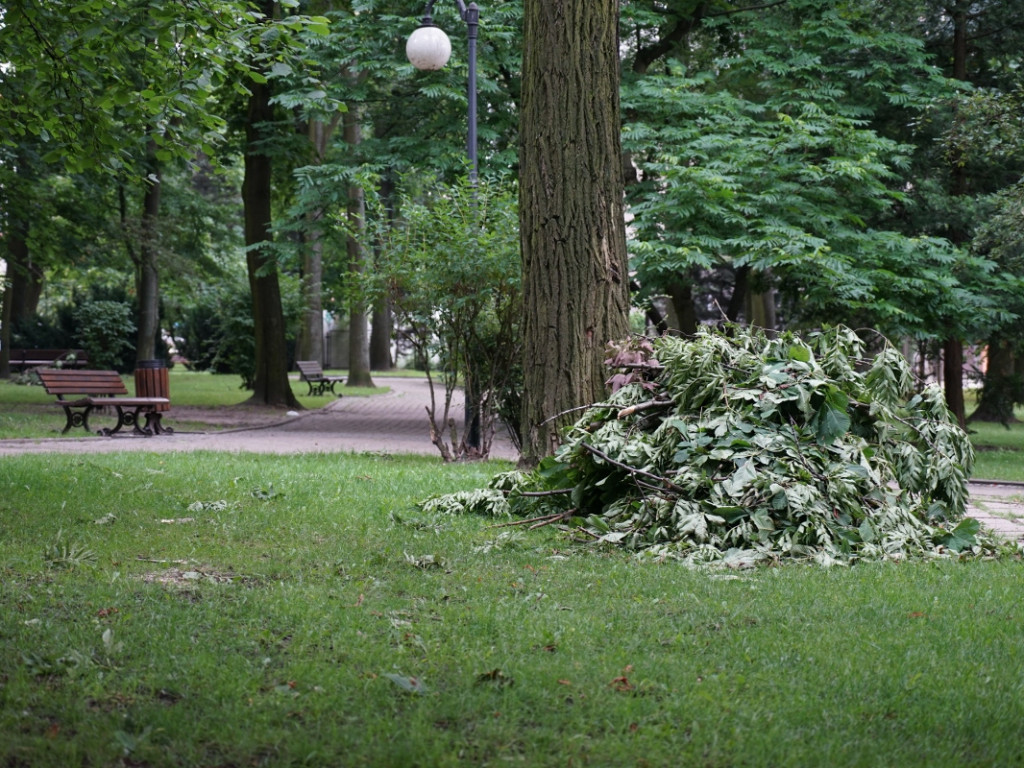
[140,566,239,586]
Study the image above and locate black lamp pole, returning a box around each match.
[407,1,483,452]
[409,0,479,184]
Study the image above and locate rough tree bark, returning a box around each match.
[943,1,971,429]
[369,175,395,371]
[969,337,1019,424]
[344,104,374,387]
[135,142,161,361]
[295,119,328,365]
[518,0,631,466]
[0,214,40,378]
[242,10,300,409]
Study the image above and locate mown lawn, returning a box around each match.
[1,451,1022,767]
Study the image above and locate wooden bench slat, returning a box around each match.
[9,349,90,370]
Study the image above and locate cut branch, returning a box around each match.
[581,442,686,493]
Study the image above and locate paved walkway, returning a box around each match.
[1,376,1021,544]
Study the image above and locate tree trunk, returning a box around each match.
[666,278,698,335]
[1,213,38,378]
[370,175,395,371]
[6,167,44,327]
[519,0,631,466]
[297,223,325,364]
[969,338,1020,424]
[942,3,970,429]
[135,144,162,361]
[726,265,749,323]
[242,13,300,409]
[370,298,393,370]
[747,286,777,334]
[0,274,12,379]
[943,337,966,429]
[295,116,338,365]
[344,106,374,388]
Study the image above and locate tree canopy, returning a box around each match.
[3,0,1023,448]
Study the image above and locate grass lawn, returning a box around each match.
[967,416,1024,482]
[0,369,389,439]
[1,451,1023,767]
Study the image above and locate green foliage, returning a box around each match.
[72,300,136,372]
[0,0,331,175]
[41,529,98,570]
[434,325,992,566]
[621,0,1019,341]
[382,175,522,457]
[176,274,301,389]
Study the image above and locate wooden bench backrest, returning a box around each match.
[37,368,128,397]
[296,360,324,380]
[11,348,89,363]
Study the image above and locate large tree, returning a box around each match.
[518,0,631,466]
[241,0,301,408]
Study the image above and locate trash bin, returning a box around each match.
[134,359,170,411]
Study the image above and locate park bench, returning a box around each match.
[36,368,172,436]
[9,348,89,372]
[296,360,345,397]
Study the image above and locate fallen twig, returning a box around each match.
[617,397,673,420]
[581,442,686,493]
[488,510,576,529]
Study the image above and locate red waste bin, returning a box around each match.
[134,359,170,411]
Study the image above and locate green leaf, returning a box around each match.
[936,518,981,553]
[812,387,851,445]
[722,460,757,497]
[788,344,811,363]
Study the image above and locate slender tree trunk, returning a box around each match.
[135,143,162,361]
[6,157,43,325]
[666,278,698,335]
[0,273,11,379]
[243,11,300,408]
[370,298,393,370]
[726,265,749,323]
[369,175,395,371]
[8,256,43,325]
[519,0,631,466]
[943,3,971,428]
[344,106,374,387]
[295,115,339,365]
[297,222,325,364]
[943,337,966,429]
[2,193,43,376]
[747,287,777,333]
[970,338,1019,424]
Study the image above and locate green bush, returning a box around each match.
[72,300,136,371]
[174,274,300,389]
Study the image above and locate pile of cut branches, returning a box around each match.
[423,325,994,566]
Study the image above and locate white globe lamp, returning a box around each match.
[406,24,452,71]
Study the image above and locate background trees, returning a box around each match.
[3,0,1022,453]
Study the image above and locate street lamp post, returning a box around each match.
[405,0,479,184]
[406,1,483,453]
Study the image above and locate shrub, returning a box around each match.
[72,300,135,371]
